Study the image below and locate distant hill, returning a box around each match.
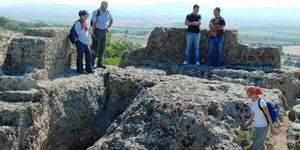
[0,3,300,26]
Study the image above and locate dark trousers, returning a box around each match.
[75,41,93,73]
[209,36,224,66]
[92,29,107,67]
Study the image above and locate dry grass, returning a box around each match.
[283,46,300,56]
[268,113,289,150]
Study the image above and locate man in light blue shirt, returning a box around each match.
[91,1,113,69]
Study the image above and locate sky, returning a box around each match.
[1,0,300,8]
[0,0,299,26]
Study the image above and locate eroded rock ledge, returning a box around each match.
[121,27,281,67]
[0,27,298,149]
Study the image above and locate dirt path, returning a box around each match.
[268,113,290,150]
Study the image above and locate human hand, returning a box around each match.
[270,127,276,136]
[193,22,200,26]
[243,121,249,128]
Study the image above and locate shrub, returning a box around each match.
[233,130,254,150]
[103,57,122,66]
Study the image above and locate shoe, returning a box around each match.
[97,65,106,69]
[196,62,200,65]
[87,71,94,74]
[183,61,188,65]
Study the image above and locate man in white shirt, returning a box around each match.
[91,1,113,69]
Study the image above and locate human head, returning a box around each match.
[101,1,109,11]
[78,10,89,21]
[246,86,263,100]
[214,7,221,18]
[192,4,199,15]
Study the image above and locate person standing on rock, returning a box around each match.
[91,1,113,69]
[208,7,225,66]
[244,86,276,150]
[183,4,201,65]
[75,10,94,74]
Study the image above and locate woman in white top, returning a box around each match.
[244,86,276,150]
[75,10,93,74]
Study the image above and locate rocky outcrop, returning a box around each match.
[40,67,167,149]
[0,29,22,70]
[287,123,300,150]
[0,27,296,149]
[2,28,74,75]
[121,27,281,67]
[0,66,169,149]
[289,105,300,123]
[88,74,287,150]
[120,61,300,106]
[287,105,300,149]
[0,64,290,150]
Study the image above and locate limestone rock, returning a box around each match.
[0,27,296,150]
[121,27,281,67]
[0,29,22,71]
[289,105,300,123]
[287,123,300,150]
[2,28,75,75]
[120,61,300,106]
[88,75,287,150]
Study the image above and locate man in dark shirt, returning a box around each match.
[208,7,226,66]
[183,4,201,65]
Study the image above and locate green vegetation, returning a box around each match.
[103,32,141,66]
[233,130,254,150]
[0,16,48,31]
[238,26,300,47]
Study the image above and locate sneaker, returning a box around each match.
[97,65,107,69]
[196,62,200,65]
[183,61,188,65]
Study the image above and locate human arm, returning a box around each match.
[244,112,254,128]
[262,106,276,135]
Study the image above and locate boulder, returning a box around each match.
[120,61,300,106]
[121,27,281,67]
[88,74,287,150]
[289,105,300,123]
[287,123,300,150]
[0,29,22,72]
[2,28,75,75]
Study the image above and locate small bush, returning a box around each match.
[103,57,122,66]
[233,130,254,150]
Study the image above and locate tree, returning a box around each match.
[4,21,21,31]
[34,22,48,28]
[0,16,9,27]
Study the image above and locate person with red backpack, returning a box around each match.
[71,10,93,74]
[244,86,277,150]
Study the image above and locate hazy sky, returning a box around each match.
[1,0,300,8]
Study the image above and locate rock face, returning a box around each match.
[289,105,300,123]
[0,27,296,149]
[0,29,22,70]
[121,27,281,67]
[2,28,74,75]
[287,123,300,150]
[287,105,300,149]
[120,61,300,106]
[88,74,287,150]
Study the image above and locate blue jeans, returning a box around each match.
[75,41,93,73]
[209,36,224,66]
[184,32,201,63]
